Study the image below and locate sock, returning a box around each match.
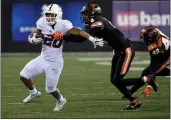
[58,94,64,102]
[29,88,38,95]
[142,76,150,82]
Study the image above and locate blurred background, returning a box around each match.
[1,0,170,118]
[2,0,170,52]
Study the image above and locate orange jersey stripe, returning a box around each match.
[120,48,132,75]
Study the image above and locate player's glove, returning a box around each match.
[28,33,43,44]
[88,36,104,48]
[142,85,152,97]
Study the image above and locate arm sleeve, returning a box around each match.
[64,35,86,42]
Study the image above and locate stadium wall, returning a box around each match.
[1,0,169,52]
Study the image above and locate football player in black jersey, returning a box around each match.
[80,3,158,110]
[127,26,170,97]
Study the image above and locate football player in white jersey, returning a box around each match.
[20,4,104,111]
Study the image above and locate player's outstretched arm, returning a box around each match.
[64,27,104,47]
[64,28,94,42]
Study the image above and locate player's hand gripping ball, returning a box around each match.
[35,32,44,39]
[30,32,44,44]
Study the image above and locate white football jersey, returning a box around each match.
[36,17,73,62]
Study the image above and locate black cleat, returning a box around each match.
[123,98,142,110]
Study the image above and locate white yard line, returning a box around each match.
[95,60,149,66]
[8,103,26,105]
[2,84,23,86]
[78,57,112,61]
[77,57,139,61]
[2,96,16,98]
[2,111,41,114]
[131,60,150,65]
[129,67,145,71]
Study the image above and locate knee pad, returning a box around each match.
[46,85,57,94]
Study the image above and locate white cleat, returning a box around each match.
[53,98,67,112]
[23,91,41,103]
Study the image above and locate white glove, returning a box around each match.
[88,36,104,48]
[28,33,43,44]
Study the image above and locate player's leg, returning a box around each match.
[44,60,66,111]
[140,55,170,97]
[111,48,143,110]
[155,67,170,76]
[147,56,170,91]
[128,66,151,95]
[124,55,169,98]
[20,56,44,103]
[110,52,120,83]
[117,48,150,86]
[141,67,170,97]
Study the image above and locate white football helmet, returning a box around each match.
[44,4,63,25]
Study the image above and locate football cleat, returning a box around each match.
[23,91,41,103]
[123,98,142,110]
[53,98,67,111]
[142,85,152,97]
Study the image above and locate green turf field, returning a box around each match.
[1,53,170,119]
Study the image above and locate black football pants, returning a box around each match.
[110,47,145,101]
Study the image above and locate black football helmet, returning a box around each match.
[139,26,161,44]
[80,3,101,24]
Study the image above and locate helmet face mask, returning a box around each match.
[45,13,57,25]
[44,4,63,25]
[81,12,90,23]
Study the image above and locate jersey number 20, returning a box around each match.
[43,36,63,48]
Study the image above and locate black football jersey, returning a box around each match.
[85,16,132,52]
[148,37,170,58]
